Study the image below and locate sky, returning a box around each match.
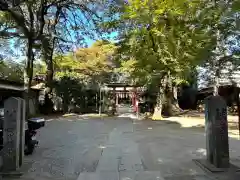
[85,31,118,47]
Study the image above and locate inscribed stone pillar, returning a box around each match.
[205,95,229,168]
[2,97,22,172]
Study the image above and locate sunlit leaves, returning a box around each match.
[0,60,24,82]
[111,0,231,88]
[52,40,116,85]
[232,1,240,12]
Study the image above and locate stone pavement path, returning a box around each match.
[5,117,127,180]
[3,113,240,180]
[77,119,223,180]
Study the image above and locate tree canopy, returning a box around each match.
[52,40,116,87]
[0,59,24,82]
[102,0,240,118]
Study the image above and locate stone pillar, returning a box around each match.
[205,95,229,168]
[1,97,25,172]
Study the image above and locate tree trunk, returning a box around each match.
[172,86,180,108]
[164,91,173,116]
[42,37,55,93]
[164,73,173,116]
[152,75,167,120]
[96,93,98,112]
[62,92,70,114]
[41,37,55,114]
[62,100,68,113]
[46,57,54,91]
[163,73,181,117]
[24,38,34,119]
[42,6,60,93]
[152,89,164,120]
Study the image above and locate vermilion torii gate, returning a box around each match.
[105,83,145,113]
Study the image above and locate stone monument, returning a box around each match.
[1,97,25,172]
[194,95,240,174]
[204,95,229,168]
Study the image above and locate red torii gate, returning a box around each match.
[105,83,145,113]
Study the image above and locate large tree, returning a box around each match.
[50,40,116,112]
[116,0,212,118]
[200,0,240,91]
[104,0,238,119]
[38,0,104,93]
[0,0,105,115]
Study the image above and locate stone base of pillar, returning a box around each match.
[193,159,240,173]
[0,171,23,178]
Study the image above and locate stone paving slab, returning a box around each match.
[77,147,103,173]
[96,157,120,172]
[119,171,164,180]
[100,147,121,158]
[164,175,215,180]
[119,154,143,172]
[77,172,119,180]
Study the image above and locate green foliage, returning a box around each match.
[100,0,240,117]
[107,0,238,89]
[34,61,46,75]
[53,40,116,86]
[53,75,100,113]
[0,59,24,82]
[198,0,240,86]
[54,76,84,112]
[0,0,108,96]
